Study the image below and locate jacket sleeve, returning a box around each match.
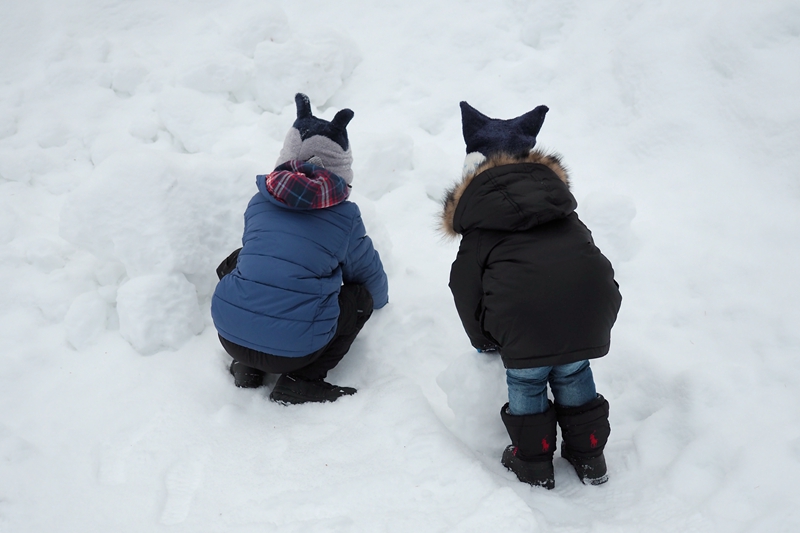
[449,235,496,351]
[342,209,389,309]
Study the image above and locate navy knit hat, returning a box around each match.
[276,93,355,184]
[460,101,549,176]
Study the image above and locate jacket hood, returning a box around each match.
[258,160,350,211]
[440,150,575,237]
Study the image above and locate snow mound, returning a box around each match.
[254,32,361,112]
[59,149,243,281]
[355,133,415,200]
[437,351,508,451]
[156,88,240,154]
[117,273,204,355]
[64,290,109,350]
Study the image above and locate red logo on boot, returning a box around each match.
[590,432,598,448]
[542,438,550,452]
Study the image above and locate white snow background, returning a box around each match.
[1,0,799,531]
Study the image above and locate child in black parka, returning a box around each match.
[441,102,622,489]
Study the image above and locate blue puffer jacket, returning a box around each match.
[211,167,389,357]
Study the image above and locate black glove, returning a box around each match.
[216,248,242,280]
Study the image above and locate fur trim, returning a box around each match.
[440,149,570,237]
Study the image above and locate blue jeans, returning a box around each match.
[506,360,597,415]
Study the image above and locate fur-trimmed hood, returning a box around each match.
[440,150,574,237]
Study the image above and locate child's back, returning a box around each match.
[443,150,620,368]
[213,164,385,357]
[212,93,388,404]
[442,101,621,489]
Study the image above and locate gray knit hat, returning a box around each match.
[276,93,355,184]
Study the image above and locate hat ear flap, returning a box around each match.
[460,101,492,143]
[332,108,354,129]
[295,93,313,119]
[515,105,549,139]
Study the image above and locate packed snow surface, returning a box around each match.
[1,0,799,531]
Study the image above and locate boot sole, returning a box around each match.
[269,388,356,405]
[562,449,608,485]
[501,446,555,489]
[229,364,264,388]
[269,390,312,405]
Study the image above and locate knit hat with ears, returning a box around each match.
[459,101,549,177]
[276,93,355,184]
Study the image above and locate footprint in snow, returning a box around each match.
[159,449,210,525]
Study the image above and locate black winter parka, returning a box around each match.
[442,151,622,369]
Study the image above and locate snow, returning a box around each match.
[1,0,799,531]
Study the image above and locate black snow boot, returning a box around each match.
[556,394,611,485]
[229,360,266,388]
[269,374,357,405]
[500,402,557,489]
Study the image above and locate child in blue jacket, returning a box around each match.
[211,93,389,404]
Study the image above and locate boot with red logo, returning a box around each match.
[556,394,610,485]
[500,402,557,489]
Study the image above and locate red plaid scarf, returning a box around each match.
[264,160,350,209]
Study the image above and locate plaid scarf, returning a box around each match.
[264,160,350,209]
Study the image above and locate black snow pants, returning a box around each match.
[218,283,374,380]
